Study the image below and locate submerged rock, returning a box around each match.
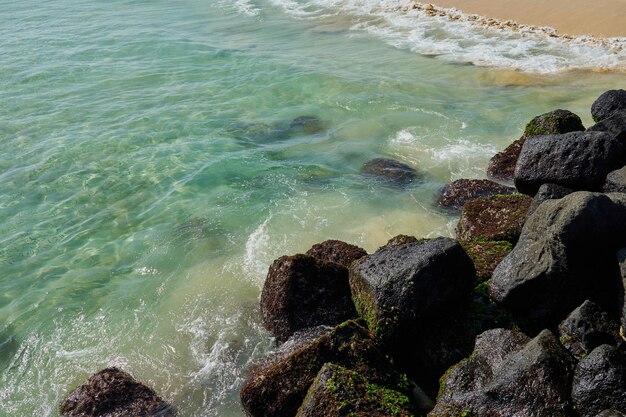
[487,109,584,182]
[526,183,574,218]
[591,89,626,122]
[515,131,625,195]
[572,344,626,417]
[261,254,356,344]
[490,192,626,331]
[558,300,621,359]
[289,115,325,135]
[430,329,575,417]
[604,166,626,193]
[60,368,175,417]
[296,363,414,417]
[349,237,475,342]
[588,110,626,144]
[360,158,418,184]
[437,179,514,210]
[305,240,367,269]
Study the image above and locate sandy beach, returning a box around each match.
[425,0,626,38]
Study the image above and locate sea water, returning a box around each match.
[1,0,625,415]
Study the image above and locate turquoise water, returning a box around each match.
[1,1,625,415]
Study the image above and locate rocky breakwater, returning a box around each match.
[241,89,626,417]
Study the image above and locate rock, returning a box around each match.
[289,116,325,135]
[296,363,414,417]
[261,254,356,344]
[526,183,574,218]
[60,368,175,417]
[591,89,626,122]
[349,237,475,342]
[456,194,532,244]
[430,329,575,417]
[360,158,418,184]
[240,320,408,417]
[596,411,626,417]
[490,192,626,332]
[437,179,514,210]
[514,131,626,195]
[384,234,419,248]
[461,240,513,283]
[488,109,585,182]
[572,344,626,416]
[558,300,621,359]
[588,110,626,144]
[604,166,626,193]
[305,240,367,269]
[617,248,626,331]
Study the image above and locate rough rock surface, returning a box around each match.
[591,89,626,122]
[430,329,575,417]
[617,248,626,331]
[384,234,419,248]
[305,240,367,269]
[588,110,626,144]
[456,194,532,244]
[240,320,407,417]
[437,179,514,210]
[460,240,513,283]
[558,300,620,359]
[60,368,175,417]
[595,411,626,417]
[261,254,356,344]
[490,192,626,331]
[488,109,585,182]
[349,237,475,342]
[515,131,626,195]
[295,363,413,417]
[572,344,626,417]
[526,183,574,218]
[604,166,626,193]
[361,158,418,184]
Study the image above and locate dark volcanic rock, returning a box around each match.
[296,363,414,417]
[604,166,626,193]
[361,158,418,184]
[461,240,513,283]
[596,410,626,417]
[591,89,626,122]
[572,344,626,417]
[261,254,356,344]
[488,109,585,182]
[430,329,575,417]
[588,110,626,144]
[305,240,367,269]
[60,368,175,417]
[515,131,626,195]
[384,234,419,248]
[558,300,620,359]
[240,320,407,417]
[349,237,475,342]
[456,194,532,244]
[617,248,626,331]
[490,192,626,331]
[527,183,574,218]
[437,179,514,210]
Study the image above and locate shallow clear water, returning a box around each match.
[1,1,625,416]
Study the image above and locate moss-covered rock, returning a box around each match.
[361,158,419,184]
[461,240,513,283]
[305,240,367,269]
[487,109,584,182]
[384,234,419,248]
[296,363,415,417]
[437,179,514,210]
[456,194,532,245]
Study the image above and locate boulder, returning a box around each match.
[240,320,408,417]
[616,248,626,331]
[349,237,475,342]
[437,179,514,210]
[526,183,574,218]
[361,158,418,184]
[588,110,626,143]
[604,166,626,193]
[558,300,621,359]
[488,109,584,182]
[591,89,626,122]
[60,368,175,417]
[490,192,626,332]
[289,116,325,135]
[456,194,532,244]
[296,363,414,417]
[596,411,626,417]
[305,240,366,269]
[261,254,356,344]
[384,234,419,248]
[461,240,513,283]
[430,329,575,417]
[572,344,626,417]
[515,131,626,195]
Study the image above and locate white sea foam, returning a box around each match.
[267,0,626,73]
